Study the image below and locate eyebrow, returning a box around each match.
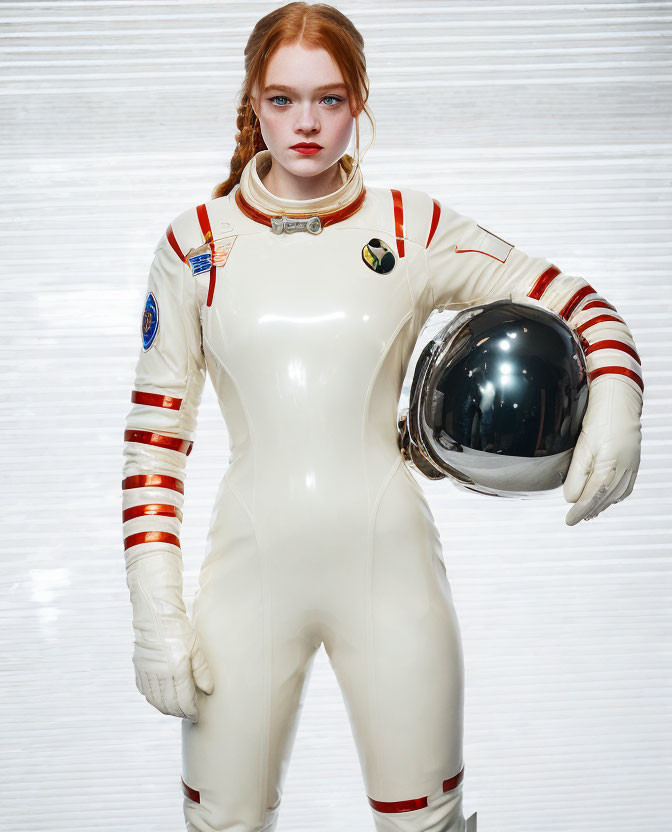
[262,83,348,94]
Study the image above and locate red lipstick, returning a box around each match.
[291,142,323,155]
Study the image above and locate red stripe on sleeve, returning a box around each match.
[390,189,405,258]
[425,198,441,248]
[122,504,184,523]
[122,474,184,493]
[576,314,623,335]
[559,284,597,320]
[579,298,618,312]
[583,339,641,364]
[527,265,562,300]
[589,366,644,392]
[123,531,180,550]
[131,390,182,410]
[166,224,185,262]
[124,429,193,456]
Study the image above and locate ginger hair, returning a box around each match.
[211,2,374,199]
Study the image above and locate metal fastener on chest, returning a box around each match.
[270,215,323,235]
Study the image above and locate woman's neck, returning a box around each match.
[260,158,345,201]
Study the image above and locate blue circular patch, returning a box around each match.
[142,291,159,350]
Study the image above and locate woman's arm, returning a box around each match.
[121,227,213,720]
[424,199,643,396]
[424,198,644,524]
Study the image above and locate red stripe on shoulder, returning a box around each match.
[196,203,218,306]
[196,203,213,243]
[425,198,441,248]
[165,224,185,262]
[390,189,405,258]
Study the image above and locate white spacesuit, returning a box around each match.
[122,149,643,832]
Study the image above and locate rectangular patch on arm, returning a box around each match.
[456,225,514,263]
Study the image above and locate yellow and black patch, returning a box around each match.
[362,238,396,275]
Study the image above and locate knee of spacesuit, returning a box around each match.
[183,784,281,832]
[368,783,470,832]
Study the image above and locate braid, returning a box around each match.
[212,92,267,199]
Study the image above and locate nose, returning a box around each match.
[294,103,320,135]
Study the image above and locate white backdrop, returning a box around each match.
[1,1,670,830]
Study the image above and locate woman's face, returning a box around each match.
[250,42,358,181]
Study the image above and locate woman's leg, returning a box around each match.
[180,482,322,832]
[323,461,467,832]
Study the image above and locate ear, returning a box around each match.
[248,89,258,118]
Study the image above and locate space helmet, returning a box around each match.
[397,299,589,498]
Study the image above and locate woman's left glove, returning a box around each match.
[563,375,643,525]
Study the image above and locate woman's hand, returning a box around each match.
[126,554,215,721]
[563,375,643,525]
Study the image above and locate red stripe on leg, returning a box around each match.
[443,764,465,791]
[181,776,201,803]
[368,794,428,813]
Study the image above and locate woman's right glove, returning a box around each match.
[126,552,214,722]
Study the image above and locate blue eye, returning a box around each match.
[268,95,343,107]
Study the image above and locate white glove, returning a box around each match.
[563,375,642,526]
[126,552,214,721]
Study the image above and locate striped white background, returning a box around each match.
[1,1,670,830]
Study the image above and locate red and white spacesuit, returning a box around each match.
[122,149,643,832]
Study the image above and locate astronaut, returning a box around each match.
[121,140,643,832]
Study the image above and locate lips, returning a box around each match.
[291,143,323,149]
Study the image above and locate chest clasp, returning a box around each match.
[270,215,323,235]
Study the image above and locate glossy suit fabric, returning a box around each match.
[122,149,643,832]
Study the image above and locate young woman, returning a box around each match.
[121,4,644,831]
